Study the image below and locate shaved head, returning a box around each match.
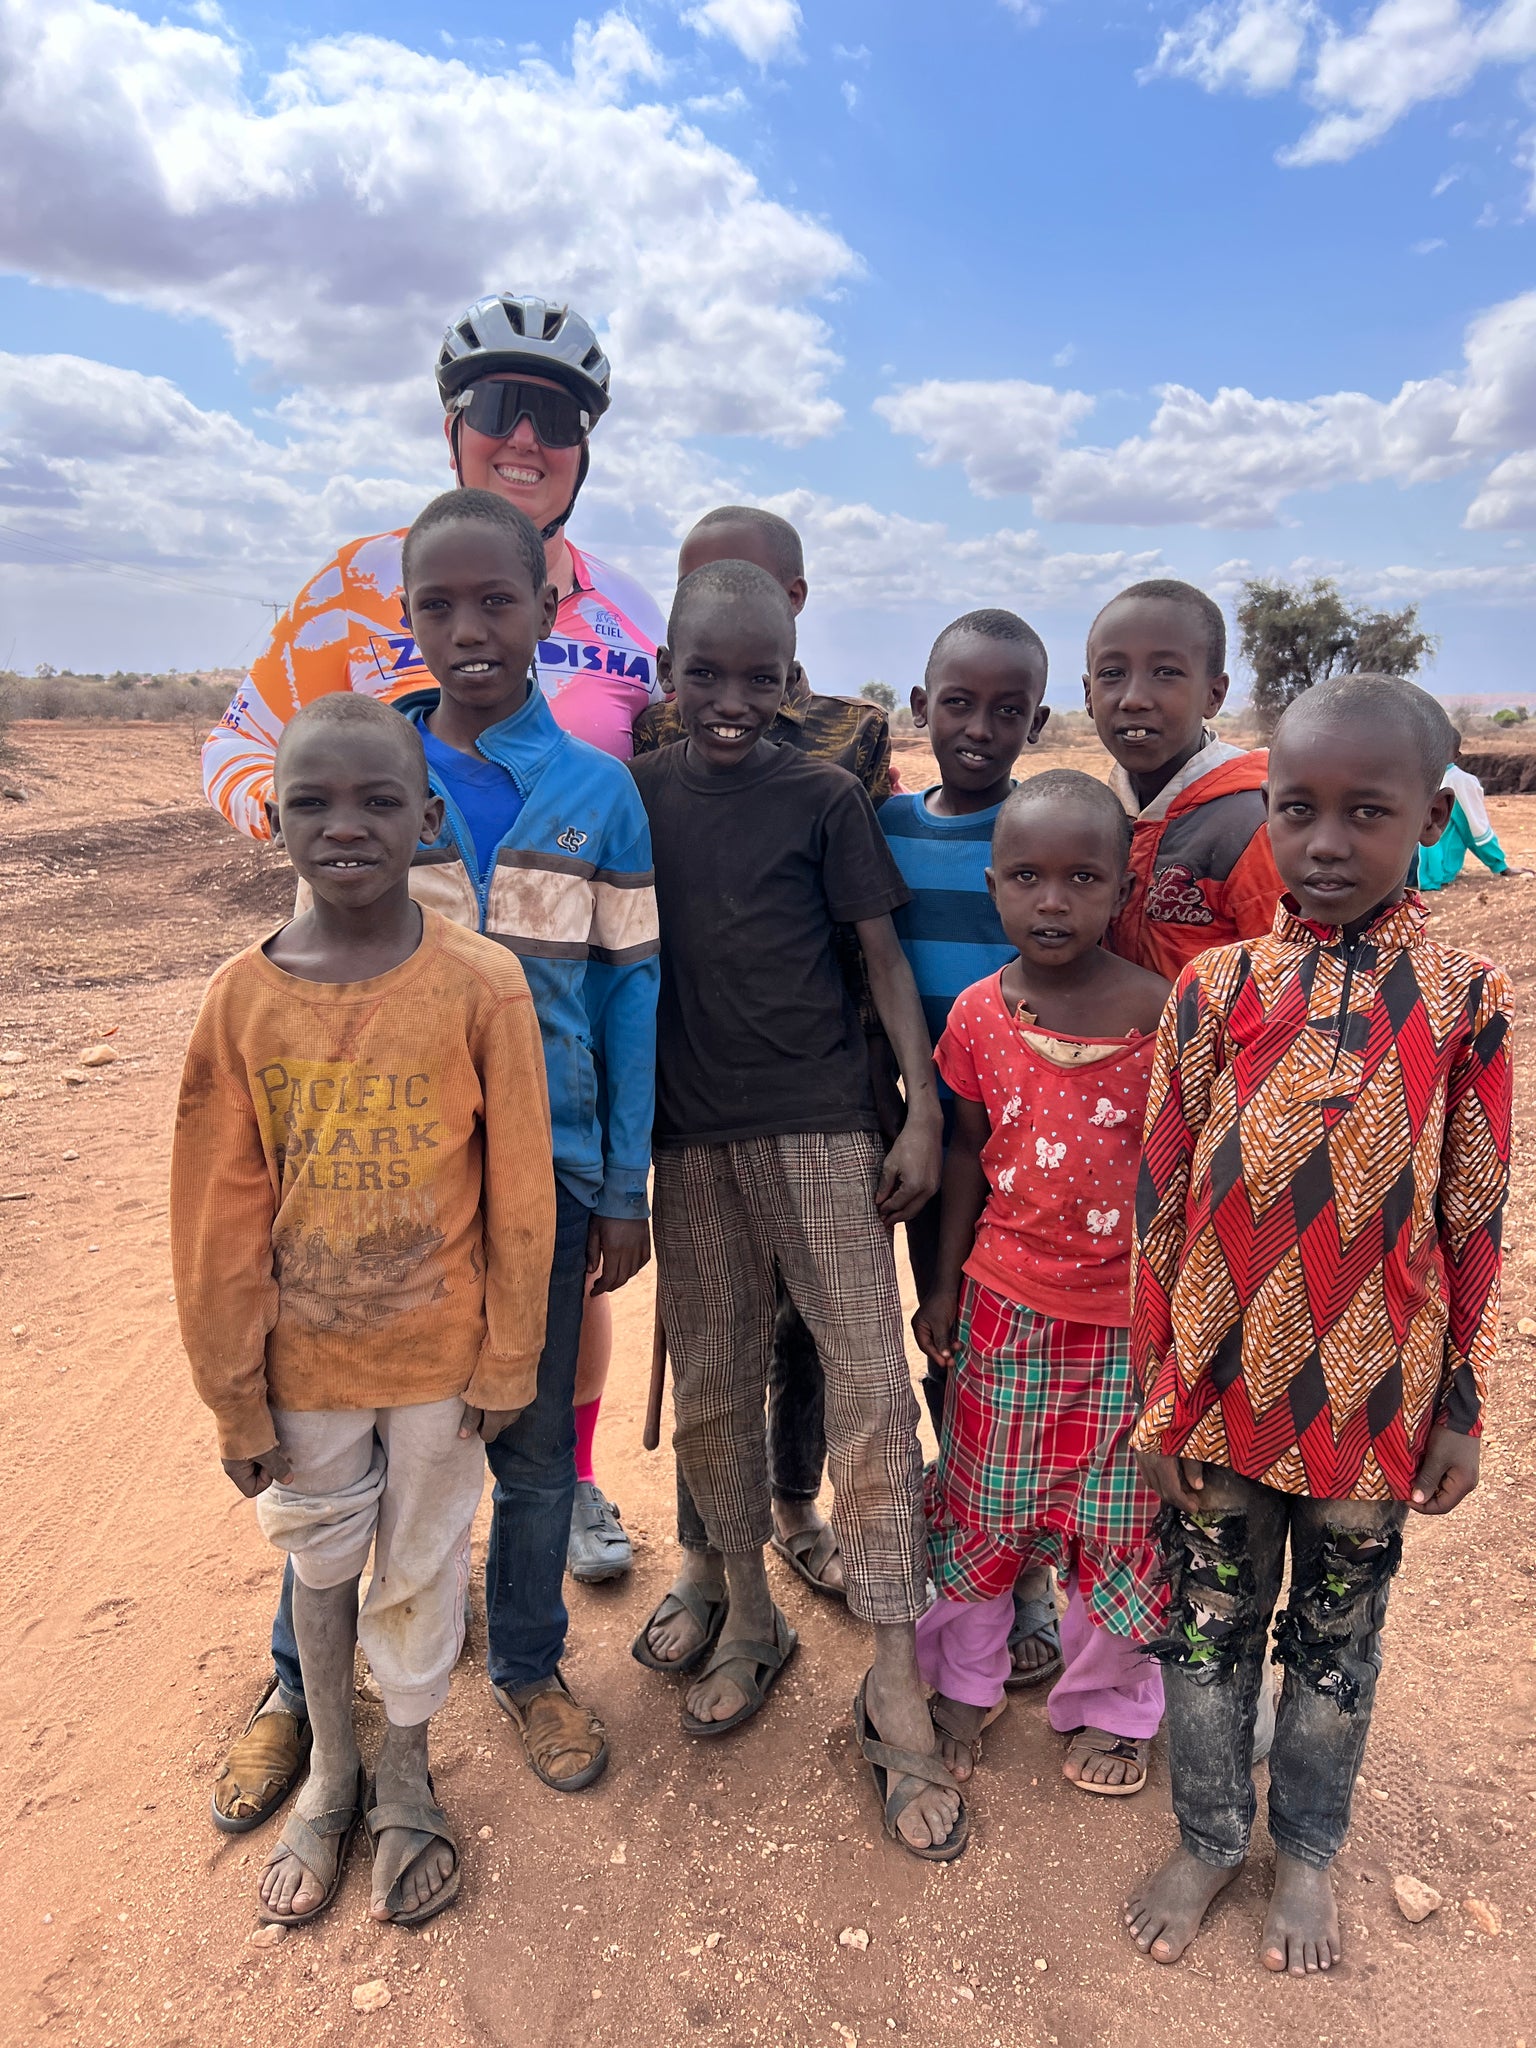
[1273,673,1455,794]
[276,692,429,797]
[668,558,797,653]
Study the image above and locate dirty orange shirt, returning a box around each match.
[1107,737,1284,981]
[170,911,556,1460]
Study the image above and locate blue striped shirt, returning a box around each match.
[880,787,1016,1085]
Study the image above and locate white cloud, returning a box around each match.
[877,290,1536,529]
[841,80,859,112]
[758,491,1164,610]
[1147,1,1317,94]
[873,380,1096,496]
[681,0,802,66]
[1150,0,1536,170]
[0,0,851,445]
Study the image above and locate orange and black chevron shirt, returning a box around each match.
[1131,896,1512,1500]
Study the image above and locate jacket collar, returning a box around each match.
[1273,892,1428,952]
[1110,728,1249,822]
[395,674,567,786]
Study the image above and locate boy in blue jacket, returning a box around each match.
[219,490,657,1828]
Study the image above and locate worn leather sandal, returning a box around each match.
[630,1581,729,1676]
[211,1673,312,1834]
[769,1522,846,1601]
[491,1668,610,1791]
[1003,1592,1063,1692]
[255,1761,365,1927]
[928,1693,1008,1773]
[1063,1727,1149,1797]
[853,1675,969,1863]
[679,1606,798,1739]
[364,1775,461,1928]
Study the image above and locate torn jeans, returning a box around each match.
[1153,1466,1405,1870]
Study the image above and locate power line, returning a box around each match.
[0,521,282,608]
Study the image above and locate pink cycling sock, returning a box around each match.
[574,1398,600,1486]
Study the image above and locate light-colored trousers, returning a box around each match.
[256,1397,484,1725]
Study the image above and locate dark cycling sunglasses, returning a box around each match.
[449,380,592,448]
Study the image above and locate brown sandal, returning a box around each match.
[211,1674,312,1834]
[491,1668,610,1791]
[1063,1727,1149,1797]
[770,1523,846,1601]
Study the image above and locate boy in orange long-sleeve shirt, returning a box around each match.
[1085,579,1282,983]
[171,693,555,1932]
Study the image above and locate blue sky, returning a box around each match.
[1,0,1535,703]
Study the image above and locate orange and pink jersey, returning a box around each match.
[203,528,664,837]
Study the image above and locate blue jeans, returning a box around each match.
[271,1182,594,1705]
[1154,1467,1406,1870]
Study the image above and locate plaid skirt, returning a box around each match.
[926,1279,1166,1645]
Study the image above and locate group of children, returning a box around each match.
[173,493,1512,1977]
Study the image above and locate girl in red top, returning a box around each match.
[913,771,1172,1797]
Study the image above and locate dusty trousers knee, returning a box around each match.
[1152,1467,1404,1870]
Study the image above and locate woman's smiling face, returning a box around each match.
[446,372,583,538]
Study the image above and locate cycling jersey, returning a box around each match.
[203,528,664,837]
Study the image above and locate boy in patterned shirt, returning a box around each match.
[913,771,1172,1798]
[1126,675,1512,1978]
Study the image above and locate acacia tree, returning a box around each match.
[860,679,897,713]
[1236,576,1437,731]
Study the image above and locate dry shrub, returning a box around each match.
[0,672,233,725]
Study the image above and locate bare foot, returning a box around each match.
[1124,1847,1240,1964]
[1063,1727,1148,1791]
[864,1667,962,1850]
[1259,1853,1339,1976]
[368,1724,455,1924]
[927,1694,990,1783]
[647,1551,727,1667]
[771,1496,845,1593]
[258,1753,359,1919]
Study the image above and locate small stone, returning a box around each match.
[247,1924,288,1949]
[478,1825,493,1841]
[351,1980,391,2012]
[1519,1319,1536,1340]
[1,1051,26,1065]
[838,1927,870,1951]
[10,1325,24,1338]
[704,1931,722,1949]
[0,1084,17,1101]
[79,1045,117,1068]
[1393,1874,1442,1923]
[61,1070,88,1087]
[1033,1957,1048,1972]
[609,1841,627,1865]
[1,786,27,801]
[1464,1897,1502,1936]
[62,1151,78,1160]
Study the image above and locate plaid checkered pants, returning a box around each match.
[927,1280,1167,1645]
[653,1130,926,1626]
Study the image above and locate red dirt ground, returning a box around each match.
[1,721,1533,2048]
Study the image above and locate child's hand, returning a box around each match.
[1409,1425,1480,1515]
[876,1119,942,1226]
[221,1446,292,1497]
[587,1214,651,1295]
[913,1292,959,1369]
[460,1404,527,1443]
[1133,1449,1207,1511]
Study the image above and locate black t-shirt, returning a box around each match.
[630,742,910,1145]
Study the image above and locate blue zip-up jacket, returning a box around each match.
[396,681,659,1220]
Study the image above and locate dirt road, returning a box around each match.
[2,722,1533,2048]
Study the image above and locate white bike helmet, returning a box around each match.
[436,293,611,419]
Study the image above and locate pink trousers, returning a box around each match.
[915,1573,1164,1740]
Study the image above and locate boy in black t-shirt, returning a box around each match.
[630,561,966,1860]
